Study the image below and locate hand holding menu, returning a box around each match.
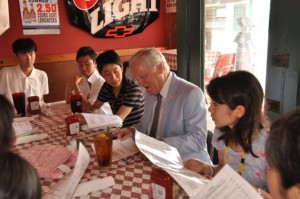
[134,130,263,199]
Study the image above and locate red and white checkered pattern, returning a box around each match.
[162,49,221,74]
[162,49,177,71]
[205,50,221,70]
[13,102,187,198]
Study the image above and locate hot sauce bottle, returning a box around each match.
[65,114,80,136]
[150,168,179,199]
[27,96,41,115]
[69,94,83,114]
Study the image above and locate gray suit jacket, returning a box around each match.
[133,73,210,162]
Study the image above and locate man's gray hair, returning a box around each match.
[129,48,170,71]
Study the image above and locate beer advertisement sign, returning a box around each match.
[66,0,160,38]
[19,0,60,35]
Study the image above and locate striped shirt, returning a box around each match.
[98,77,144,127]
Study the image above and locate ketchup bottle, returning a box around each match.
[150,168,179,199]
[70,94,82,114]
[65,114,80,136]
[27,96,41,115]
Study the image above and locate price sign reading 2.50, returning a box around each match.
[37,3,57,13]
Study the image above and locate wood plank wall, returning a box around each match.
[166,13,177,49]
[0,47,167,103]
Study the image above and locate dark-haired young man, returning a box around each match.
[0,38,49,104]
[65,46,111,114]
[86,50,144,127]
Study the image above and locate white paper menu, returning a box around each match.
[43,143,90,199]
[134,130,263,199]
[81,113,123,130]
[192,164,263,199]
[135,131,208,197]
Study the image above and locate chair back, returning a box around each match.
[207,130,213,159]
[212,53,235,79]
[206,130,219,164]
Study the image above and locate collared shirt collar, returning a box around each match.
[16,64,37,78]
[87,69,101,84]
[159,72,173,100]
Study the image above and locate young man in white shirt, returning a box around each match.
[65,46,111,114]
[0,38,49,104]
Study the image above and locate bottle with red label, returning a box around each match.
[150,168,179,199]
[69,94,83,114]
[65,114,80,136]
[27,96,41,115]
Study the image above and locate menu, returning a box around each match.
[134,130,263,199]
[81,113,123,130]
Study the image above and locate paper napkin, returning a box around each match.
[15,133,49,145]
[74,177,115,197]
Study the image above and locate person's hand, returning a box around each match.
[76,113,86,125]
[252,185,272,199]
[115,128,135,140]
[73,75,83,87]
[184,159,213,177]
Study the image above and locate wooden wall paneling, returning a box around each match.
[166,13,177,49]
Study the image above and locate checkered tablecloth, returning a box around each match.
[13,102,187,198]
[162,49,177,71]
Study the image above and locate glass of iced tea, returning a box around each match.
[94,132,112,169]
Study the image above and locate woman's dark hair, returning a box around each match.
[12,38,37,55]
[76,46,97,62]
[206,70,269,157]
[0,95,15,151]
[96,50,122,73]
[266,107,300,189]
[0,151,41,199]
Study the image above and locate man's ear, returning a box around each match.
[156,62,164,73]
[235,105,245,118]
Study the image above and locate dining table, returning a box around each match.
[13,101,156,198]
[12,101,188,198]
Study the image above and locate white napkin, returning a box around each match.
[15,133,49,145]
[13,120,39,137]
[74,177,115,197]
[40,101,54,116]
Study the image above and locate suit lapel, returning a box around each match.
[160,74,178,133]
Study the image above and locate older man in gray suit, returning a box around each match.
[117,48,210,162]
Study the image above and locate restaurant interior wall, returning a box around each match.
[0,0,167,58]
[0,0,168,102]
